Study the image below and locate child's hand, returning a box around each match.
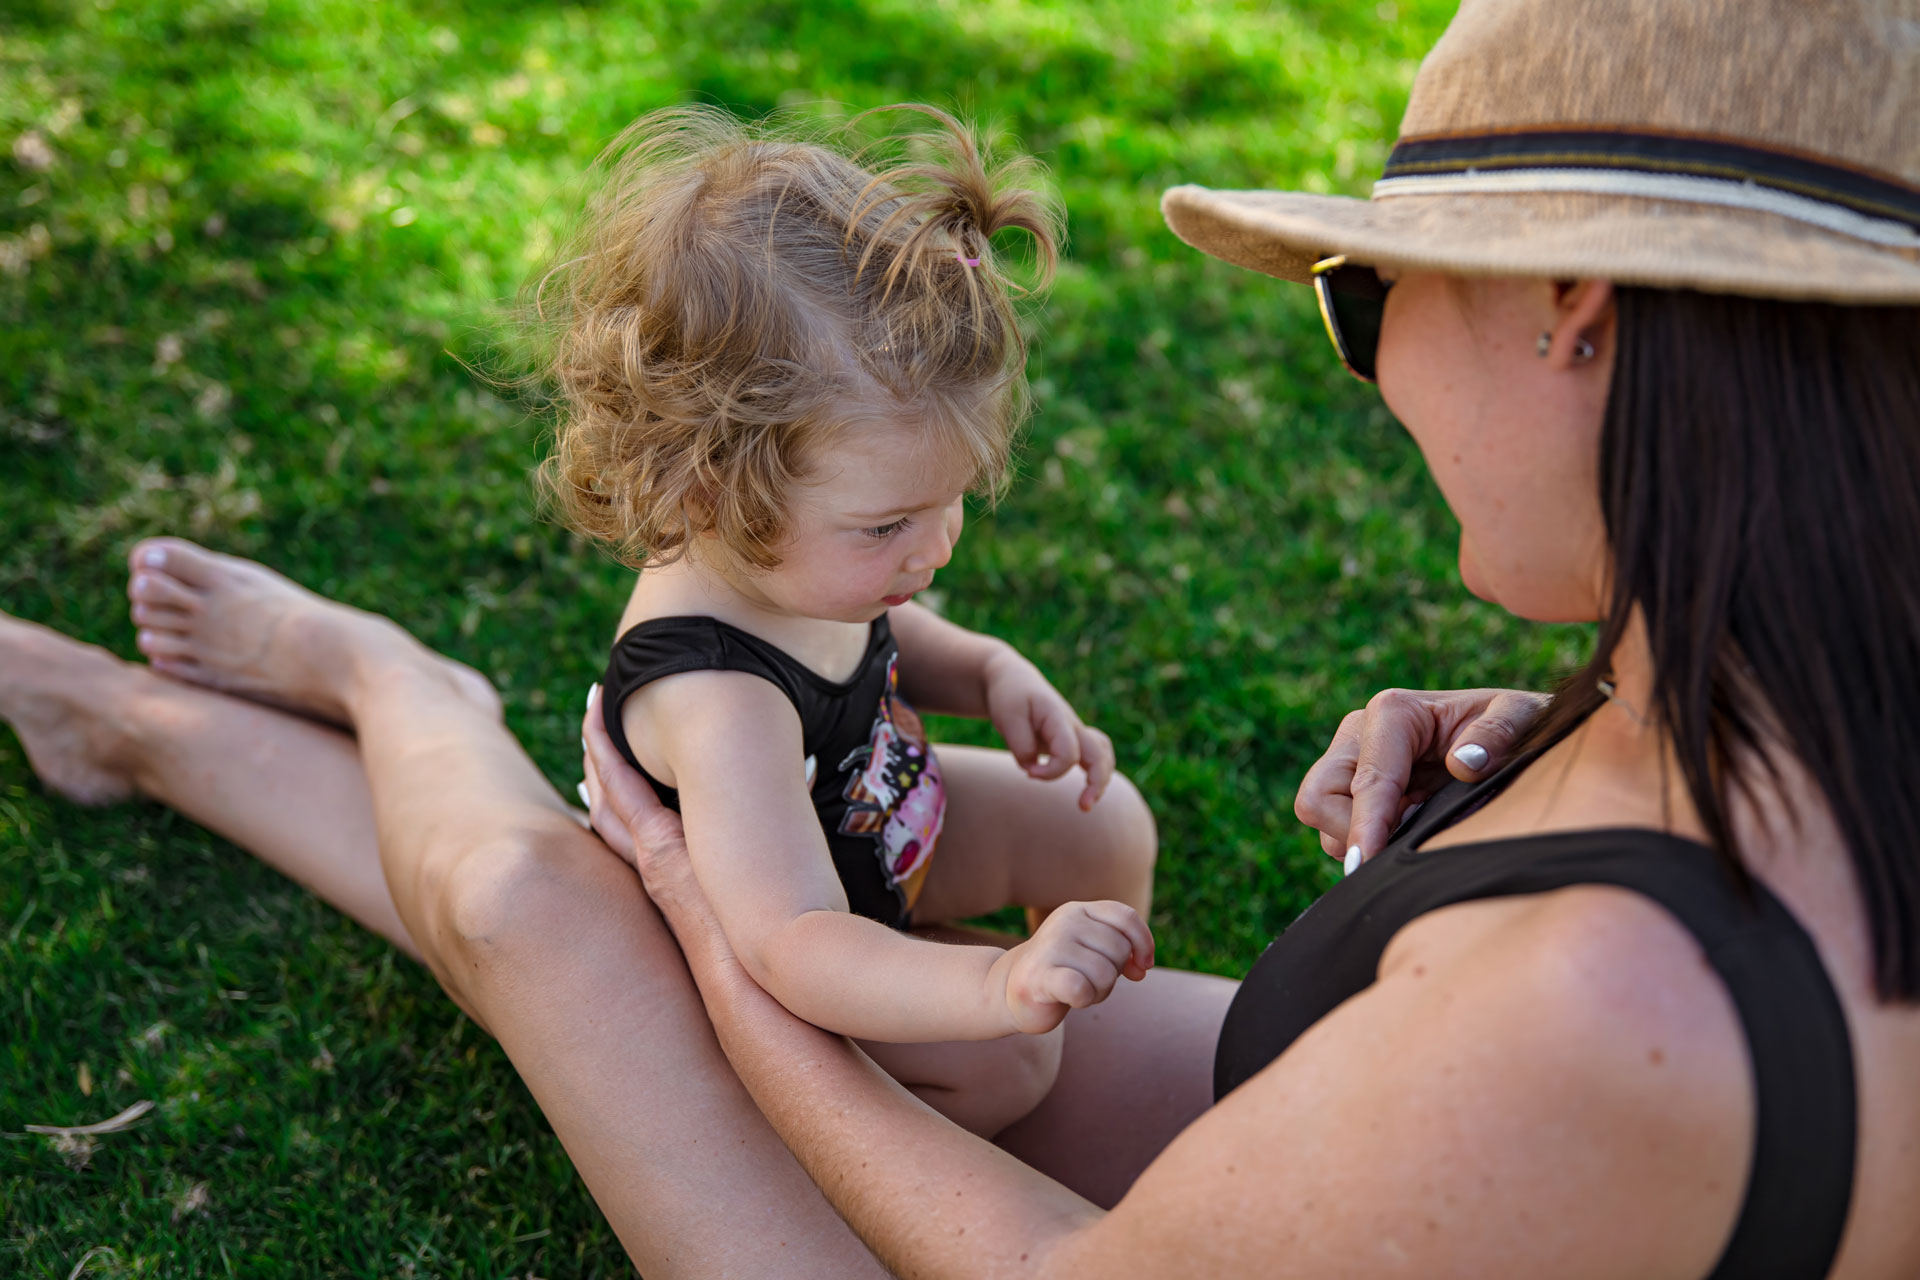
[993,901,1155,1035]
[983,649,1116,811]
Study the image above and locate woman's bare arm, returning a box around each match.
[584,698,1756,1279]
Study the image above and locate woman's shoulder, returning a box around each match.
[1069,885,1753,1277]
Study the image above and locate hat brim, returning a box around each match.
[1161,185,1920,305]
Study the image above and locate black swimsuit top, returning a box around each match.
[600,614,947,930]
[1214,750,1858,1279]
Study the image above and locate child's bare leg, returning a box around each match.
[859,1029,1063,1138]
[912,743,1158,925]
[846,923,1062,1137]
[4,558,885,1279]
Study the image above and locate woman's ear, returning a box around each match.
[1541,279,1616,370]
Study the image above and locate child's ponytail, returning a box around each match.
[854,105,1060,299]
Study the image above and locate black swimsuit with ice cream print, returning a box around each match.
[600,613,945,930]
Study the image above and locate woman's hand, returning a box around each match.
[1297,687,1548,872]
[579,683,735,970]
[982,648,1115,811]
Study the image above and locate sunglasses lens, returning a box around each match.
[1322,268,1387,382]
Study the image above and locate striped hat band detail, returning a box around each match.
[1375,129,1920,248]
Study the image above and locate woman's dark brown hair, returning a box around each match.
[1526,287,1920,1000]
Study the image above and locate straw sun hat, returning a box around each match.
[1161,0,1920,304]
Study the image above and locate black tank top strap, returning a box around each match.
[1215,763,1857,1278]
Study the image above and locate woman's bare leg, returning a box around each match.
[5,566,885,1278]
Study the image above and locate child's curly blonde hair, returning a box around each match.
[530,104,1061,571]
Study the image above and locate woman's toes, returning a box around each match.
[128,571,197,611]
[130,602,192,631]
[136,628,195,660]
[129,536,222,588]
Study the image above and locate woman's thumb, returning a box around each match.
[1445,691,1546,781]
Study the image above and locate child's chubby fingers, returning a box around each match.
[1035,900,1155,979]
[1080,899,1155,978]
[1073,724,1115,810]
[1024,705,1081,781]
[995,700,1043,771]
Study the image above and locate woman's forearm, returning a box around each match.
[753,909,1017,1043]
[689,913,1109,1278]
[887,601,1013,717]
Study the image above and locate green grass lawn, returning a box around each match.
[2,1,1587,1273]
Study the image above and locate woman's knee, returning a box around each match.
[429,822,638,964]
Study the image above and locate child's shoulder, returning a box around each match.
[617,662,807,792]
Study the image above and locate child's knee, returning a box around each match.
[1096,772,1158,910]
[1104,772,1158,870]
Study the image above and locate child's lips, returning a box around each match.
[882,592,915,606]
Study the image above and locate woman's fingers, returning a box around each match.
[1342,689,1453,865]
[1296,710,1365,860]
[1445,690,1550,781]
[581,684,688,871]
[578,744,638,864]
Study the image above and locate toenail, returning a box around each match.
[141,547,166,568]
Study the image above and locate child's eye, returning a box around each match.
[861,518,910,540]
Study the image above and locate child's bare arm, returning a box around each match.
[888,601,1118,810]
[629,671,1151,1041]
[885,600,1007,717]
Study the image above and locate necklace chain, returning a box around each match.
[1595,677,1649,726]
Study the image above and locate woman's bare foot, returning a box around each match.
[125,538,500,727]
[0,614,140,805]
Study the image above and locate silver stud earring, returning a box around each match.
[1537,331,1597,362]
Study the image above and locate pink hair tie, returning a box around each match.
[956,252,980,267]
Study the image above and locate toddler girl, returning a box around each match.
[543,105,1157,1136]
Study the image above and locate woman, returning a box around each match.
[578,0,1920,1275]
[6,2,1916,1278]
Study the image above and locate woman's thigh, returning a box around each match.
[914,742,1158,923]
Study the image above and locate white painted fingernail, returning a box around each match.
[576,780,591,809]
[141,547,166,568]
[587,681,601,710]
[1453,743,1490,771]
[1344,845,1362,876]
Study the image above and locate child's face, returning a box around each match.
[733,418,975,624]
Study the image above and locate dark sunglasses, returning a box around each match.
[1311,255,1391,384]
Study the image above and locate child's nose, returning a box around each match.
[904,521,955,574]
